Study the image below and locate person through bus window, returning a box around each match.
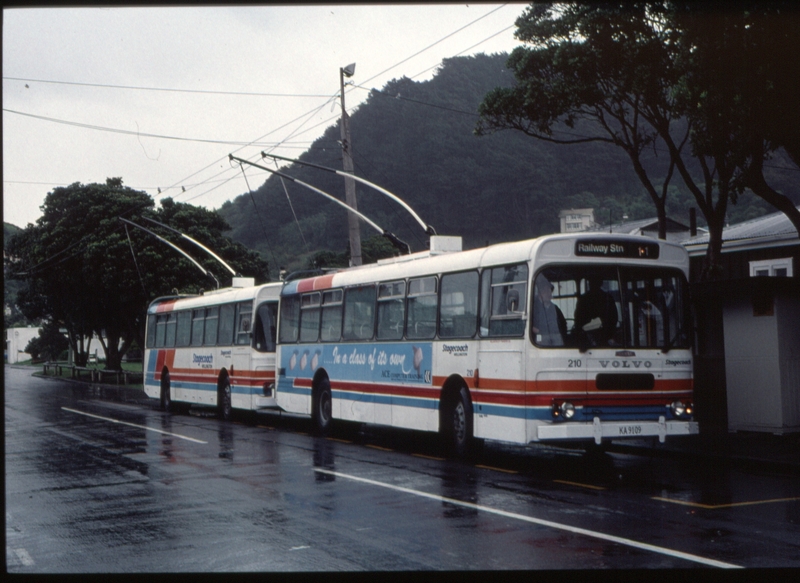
[532,274,566,346]
[573,276,618,347]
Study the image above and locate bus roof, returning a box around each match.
[147,282,282,315]
[281,232,689,296]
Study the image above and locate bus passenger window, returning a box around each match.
[377,281,405,340]
[279,296,300,343]
[300,292,321,343]
[218,303,235,346]
[343,286,376,341]
[254,302,277,352]
[164,313,177,348]
[176,311,192,347]
[191,309,205,346]
[320,290,343,342]
[204,306,219,345]
[407,277,437,340]
[155,314,167,348]
[439,271,478,338]
[486,264,528,337]
[235,301,253,345]
[146,315,156,348]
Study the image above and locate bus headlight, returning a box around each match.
[670,401,692,417]
[552,401,575,420]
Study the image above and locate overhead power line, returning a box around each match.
[3,76,331,98]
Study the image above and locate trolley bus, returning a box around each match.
[275,233,698,454]
[144,278,281,419]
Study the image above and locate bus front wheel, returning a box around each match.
[442,386,474,458]
[312,379,332,435]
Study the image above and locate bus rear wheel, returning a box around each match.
[312,379,332,435]
[160,370,172,412]
[442,386,474,458]
[219,378,232,421]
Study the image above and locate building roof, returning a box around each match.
[588,217,691,235]
[682,206,800,255]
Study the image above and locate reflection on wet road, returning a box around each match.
[6,366,800,572]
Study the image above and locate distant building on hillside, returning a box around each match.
[588,216,694,244]
[558,208,596,233]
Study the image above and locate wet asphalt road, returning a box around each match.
[5,365,800,573]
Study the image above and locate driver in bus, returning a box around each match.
[532,274,566,346]
[573,276,618,347]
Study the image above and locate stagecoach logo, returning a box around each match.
[666,359,691,366]
[442,344,469,357]
[193,353,214,369]
[598,360,652,369]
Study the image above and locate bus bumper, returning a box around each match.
[535,416,699,445]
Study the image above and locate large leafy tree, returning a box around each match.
[6,178,268,369]
[476,2,800,280]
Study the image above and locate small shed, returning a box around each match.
[685,207,800,435]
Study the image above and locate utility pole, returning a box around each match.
[340,63,362,266]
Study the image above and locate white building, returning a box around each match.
[558,208,596,233]
[5,327,40,364]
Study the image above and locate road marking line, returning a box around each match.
[289,545,310,551]
[652,496,800,509]
[315,468,742,569]
[326,437,353,444]
[476,464,518,474]
[554,479,606,491]
[412,453,446,461]
[366,444,394,452]
[61,407,208,444]
[14,548,34,567]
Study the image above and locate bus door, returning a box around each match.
[231,300,254,410]
[475,263,528,443]
[528,267,588,433]
[251,291,278,409]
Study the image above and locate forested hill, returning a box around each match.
[217,52,798,275]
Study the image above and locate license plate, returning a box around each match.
[618,424,643,436]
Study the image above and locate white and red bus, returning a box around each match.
[275,233,698,454]
[144,278,281,419]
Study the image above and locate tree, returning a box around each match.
[670,1,800,241]
[476,2,800,280]
[476,3,682,240]
[6,179,269,369]
[24,320,69,362]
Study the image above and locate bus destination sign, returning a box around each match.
[575,239,660,259]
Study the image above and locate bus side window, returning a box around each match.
[155,314,167,348]
[254,302,277,352]
[204,306,219,345]
[377,280,405,340]
[146,314,156,348]
[439,271,478,338]
[176,311,192,347]
[343,285,376,341]
[320,289,343,342]
[235,301,253,345]
[407,276,437,340]
[191,309,205,346]
[165,313,177,348]
[218,303,235,346]
[279,296,300,343]
[300,292,321,343]
[487,264,528,337]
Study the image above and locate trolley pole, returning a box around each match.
[340,63,362,266]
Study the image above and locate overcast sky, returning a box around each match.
[2,3,524,228]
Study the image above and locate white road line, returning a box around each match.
[314,468,742,569]
[61,407,208,444]
[14,548,34,567]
